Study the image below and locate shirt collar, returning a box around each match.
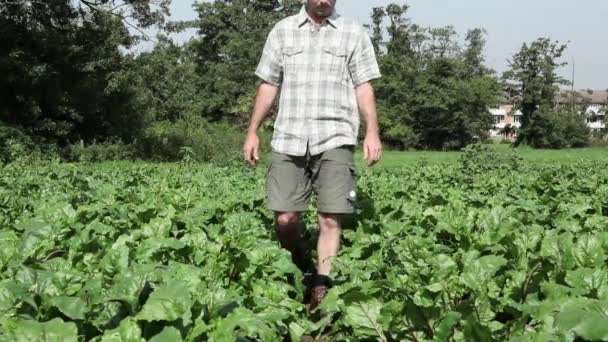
[297,5,340,29]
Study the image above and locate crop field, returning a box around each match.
[361,145,608,168]
[1,146,608,341]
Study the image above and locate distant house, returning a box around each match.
[489,104,523,139]
[490,89,607,139]
[557,89,607,133]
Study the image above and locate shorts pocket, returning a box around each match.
[314,158,357,213]
[347,164,358,202]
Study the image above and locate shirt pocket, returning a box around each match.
[322,46,349,84]
[282,46,304,82]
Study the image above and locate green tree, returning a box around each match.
[0,0,172,145]
[456,28,499,143]
[501,38,582,147]
[367,7,385,54]
[522,106,589,148]
[127,37,249,164]
[372,4,418,149]
[384,3,416,58]
[131,38,204,122]
[191,0,300,123]
[372,4,499,150]
[463,28,490,77]
[427,26,458,58]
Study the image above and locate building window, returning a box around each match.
[494,115,505,124]
[513,116,522,123]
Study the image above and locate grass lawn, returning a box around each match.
[354,144,608,169]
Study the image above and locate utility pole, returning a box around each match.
[571,57,575,114]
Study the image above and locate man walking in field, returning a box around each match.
[243,0,382,309]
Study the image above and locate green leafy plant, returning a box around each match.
[1,157,607,341]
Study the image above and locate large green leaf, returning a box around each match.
[208,307,278,341]
[149,326,183,342]
[0,231,21,269]
[433,312,462,341]
[100,318,145,342]
[17,220,55,260]
[101,245,130,276]
[461,253,508,291]
[0,280,35,313]
[3,318,78,342]
[136,280,192,322]
[343,298,387,340]
[135,238,186,261]
[573,234,605,268]
[463,318,494,342]
[49,296,87,320]
[565,267,606,295]
[555,309,608,340]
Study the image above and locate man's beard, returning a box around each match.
[314,7,332,17]
[308,4,334,18]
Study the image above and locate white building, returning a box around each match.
[585,104,606,132]
[490,90,607,139]
[489,105,523,139]
[558,90,607,133]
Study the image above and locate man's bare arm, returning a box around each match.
[243,82,280,166]
[356,82,382,166]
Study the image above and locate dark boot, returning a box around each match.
[305,274,332,311]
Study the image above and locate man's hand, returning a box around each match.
[363,132,382,167]
[243,82,279,166]
[243,132,260,166]
[355,82,382,167]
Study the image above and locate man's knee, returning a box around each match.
[318,213,341,232]
[276,211,299,227]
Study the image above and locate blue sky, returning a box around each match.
[158,0,607,89]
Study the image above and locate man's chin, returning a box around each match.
[315,10,332,17]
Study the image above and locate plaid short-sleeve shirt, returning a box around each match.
[255,6,381,156]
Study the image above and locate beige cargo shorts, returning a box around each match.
[266,145,358,214]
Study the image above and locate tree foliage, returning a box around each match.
[0,0,168,145]
[190,0,301,123]
[502,38,588,147]
[1,0,589,161]
[372,5,500,150]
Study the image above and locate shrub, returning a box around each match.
[138,115,246,165]
[64,140,137,162]
[0,124,54,163]
[590,128,608,146]
[517,106,590,148]
[458,143,523,176]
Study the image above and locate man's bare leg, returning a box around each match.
[305,212,342,310]
[275,212,309,272]
[317,213,342,276]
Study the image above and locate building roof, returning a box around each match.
[557,89,608,105]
